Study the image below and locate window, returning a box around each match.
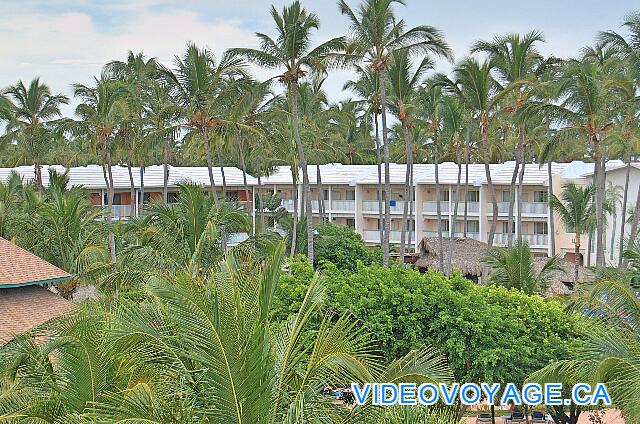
[103,193,122,205]
[323,189,330,200]
[346,190,355,200]
[465,220,479,233]
[466,190,479,202]
[346,218,355,229]
[142,192,151,204]
[167,192,179,204]
[439,220,450,232]
[226,191,239,202]
[534,222,548,235]
[534,191,548,203]
[438,190,449,202]
[406,219,415,231]
[502,222,515,234]
[501,190,513,202]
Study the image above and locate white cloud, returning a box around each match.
[0,9,257,112]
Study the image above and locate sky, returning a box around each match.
[1,0,637,116]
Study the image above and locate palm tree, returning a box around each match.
[0,244,452,423]
[105,51,158,214]
[530,276,640,422]
[446,58,504,246]
[2,78,69,192]
[549,183,595,283]
[143,81,181,204]
[554,47,622,266]
[0,172,24,240]
[387,50,432,259]
[60,74,127,265]
[229,2,347,266]
[472,31,545,242]
[15,169,110,297]
[162,44,245,206]
[119,183,249,280]
[339,0,452,265]
[481,238,564,295]
[416,77,447,270]
[344,66,384,244]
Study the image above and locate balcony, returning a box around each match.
[363,229,415,244]
[487,202,548,216]
[423,230,448,238]
[281,199,296,212]
[107,205,133,220]
[492,233,548,247]
[362,200,405,214]
[331,199,356,212]
[521,202,548,215]
[452,231,481,240]
[422,201,450,214]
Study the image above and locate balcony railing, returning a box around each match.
[363,229,415,243]
[362,200,405,213]
[452,231,481,240]
[492,233,548,247]
[228,232,249,245]
[488,202,548,216]
[108,205,133,219]
[422,201,450,214]
[423,230,449,238]
[331,199,356,211]
[521,202,548,215]
[281,199,296,212]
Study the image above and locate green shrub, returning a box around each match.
[313,223,382,271]
[274,258,584,385]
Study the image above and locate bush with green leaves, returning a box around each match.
[275,258,584,386]
[313,223,382,271]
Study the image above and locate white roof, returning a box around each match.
[355,163,434,185]
[0,165,254,190]
[414,162,494,185]
[261,164,379,186]
[173,166,256,187]
[475,161,570,186]
[577,160,629,177]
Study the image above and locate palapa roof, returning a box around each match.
[0,285,72,344]
[534,257,593,296]
[415,236,491,276]
[0,237,71,288]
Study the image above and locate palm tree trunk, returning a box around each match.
[587,168,597,266]
[379,71,391,265]
[316,164,324,223]
[434,134,444,272]
[102,148,116,266]
[408,159,414,254]
[290,81,314,265]
[619,148,631,267]
[507,160,520,246]
[400,122,411,261]
[463,141,470,237]
[34,161,43,194]
[163,131,169,204]
[139,160,145,212]
[482,117,498,246]
[548,161,556,256]
[237,135,251,222]
[625,184,640,267]
[375,114,384,246]
[516,155,526,240]
[216,143,228,198]
[257,156,265,229]
[126,138,136,216]
[448,146,462,276]
[593,136,605,266]
[203,127,220,207]
[290,172,299,257]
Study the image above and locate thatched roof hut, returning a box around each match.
[415,236,593,294]
[415,237,491,279]
[534,257,593,296]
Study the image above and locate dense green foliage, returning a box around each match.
[0,246,454,423]
[276,258,583,386]
[313,224,382,271]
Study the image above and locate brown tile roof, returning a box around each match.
[0,237,70,287]
[0,285,72,344]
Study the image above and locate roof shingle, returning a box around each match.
[0,238,71,287]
